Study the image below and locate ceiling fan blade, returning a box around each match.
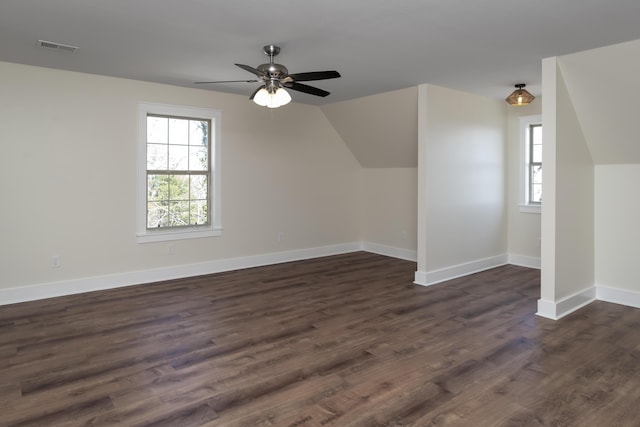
[235,63,266,78]
[286,70,341,82]
[285,82,330,97]
[195,79,259,84]
[249,85,265,100]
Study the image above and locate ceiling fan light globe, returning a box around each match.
[253,87,291,108]
[273,88,291,107]
[253,88,270,107]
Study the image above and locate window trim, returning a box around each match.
[518,114,542,214]
[136,103,222,243]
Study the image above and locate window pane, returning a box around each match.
[190,200,208,225]
[168,201,190,226]
[190,121,208,146]
[532,125,542,145]
[147,175,169,202]
[532,165,542,184]
[169,118,189,145]
[531,184,542,203]
[530,164,542,203]
[147,117,167,143]
[168,145,189,170]
[147,201,168,228]
[169,175,189,200]
[147,143,168,170]
[532,144,542,163]
[190,175,208,200]
[189,146,208,171]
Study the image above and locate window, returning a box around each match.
[519,115,542,213]
[137,103,222,243]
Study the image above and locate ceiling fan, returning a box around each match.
[195,45,341,108]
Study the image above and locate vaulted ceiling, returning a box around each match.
[321,88,418,168]
[557,39,640,164]
[2,0,640,105]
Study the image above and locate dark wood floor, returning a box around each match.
[1,252,639,426]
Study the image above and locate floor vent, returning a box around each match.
[37,40,79,53]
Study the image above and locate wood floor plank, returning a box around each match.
[1,252,640,426]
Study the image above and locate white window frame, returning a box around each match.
[518,114,542,214]
[136,102,222,243]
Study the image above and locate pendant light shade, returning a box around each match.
[506,83,535,106]
[253,86,291,108]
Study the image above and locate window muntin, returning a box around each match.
[145,115,210,229]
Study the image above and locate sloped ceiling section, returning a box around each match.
[320,87,418,168]
[558,38,640,164]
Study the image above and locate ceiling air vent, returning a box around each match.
[37,40,79,53]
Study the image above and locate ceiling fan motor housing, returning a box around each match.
[257,63,288,80]
[258,45,287,80]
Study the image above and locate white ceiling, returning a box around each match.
[2,0,640,105]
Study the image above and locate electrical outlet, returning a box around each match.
[51,255,62,268]
[167,243,174,255]
[277,232,285,243]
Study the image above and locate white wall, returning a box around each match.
[506,99,542,266]
[538,57,595,319]
[0,61,362,300]
[416,84,507,285]
[554,38,640,311]
[321,88,419,260]
[360,168,417,260]
[554,66,594,299]
[595,165,640,294]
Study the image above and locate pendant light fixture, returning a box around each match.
[506,83,535,106]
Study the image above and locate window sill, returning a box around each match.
[519,204,541,214]
[136,227,223,243]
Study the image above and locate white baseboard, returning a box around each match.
[596,285,640,309]
[536,299,558,320]
[536,287,596,320]
[0,242,362,306]
[508,254,541,269]
[361,242,417,262]
[414,254,508,287]
[8,242,639,323]
[414,270,428,286]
